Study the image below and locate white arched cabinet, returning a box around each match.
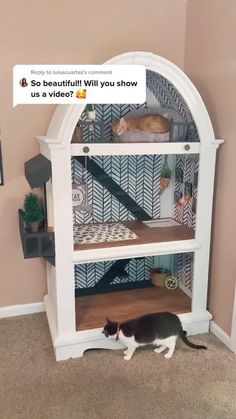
[38,52,223,361]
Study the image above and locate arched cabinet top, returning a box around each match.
[45,51,216,147]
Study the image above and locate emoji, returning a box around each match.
[76,89,87,99]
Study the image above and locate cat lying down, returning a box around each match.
[112,114,170,136]
[102,312,207,360]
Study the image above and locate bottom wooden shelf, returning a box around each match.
[75,286,191,331]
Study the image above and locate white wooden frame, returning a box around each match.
[38,51,223,361]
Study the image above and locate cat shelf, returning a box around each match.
[34,51,222,361]
[72,119,191,144]
[75,251,194,299]
[73,219,191,248]
[76,287,191,331]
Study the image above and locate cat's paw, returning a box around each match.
[123,349,128,355]
[154,346,166,354]
[123,354,132,361]
[164,352,173,359]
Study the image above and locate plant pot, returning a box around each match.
[28,221,40,233]
[160,177,170,192]
[150,268,170,287]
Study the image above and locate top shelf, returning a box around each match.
[71,142,200,156]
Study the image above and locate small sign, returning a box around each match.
[72,182,88,211]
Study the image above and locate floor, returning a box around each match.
[0,313,235,419]
[76,286,191,330]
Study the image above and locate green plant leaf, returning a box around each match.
[161,166,172,178]
[22,192,45,223]
[86,104,94,112]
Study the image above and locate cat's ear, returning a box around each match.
[106,317,112,324]
[120,117,126,125]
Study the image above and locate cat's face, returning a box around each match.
[102,318,117,337]
[112,117,127,136]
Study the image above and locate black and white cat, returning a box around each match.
[102,312,207,360]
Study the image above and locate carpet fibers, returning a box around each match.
[0,313,235,419]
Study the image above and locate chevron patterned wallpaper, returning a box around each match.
[72,154,162,225]
[146,71,198,141]
[75,257,154,290]
[175,253,194,294]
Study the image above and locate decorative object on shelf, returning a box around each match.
[165,275,179,290]
[86,104,96,121]
[18,209,55,264]
[176,182,193,216]
[150,268,170,287]
[72,156,92,214]
[22,192,44,233]
[73,222,138,245]
[160,156,172,192]
[72,182,88,211]
[0,141,4,186]
[174,191,182,204]
[184,182,193,199]
[175,168,183,183]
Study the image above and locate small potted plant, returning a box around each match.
[86,104,96,121]
[22,192,44,233]
[160,165,172,192]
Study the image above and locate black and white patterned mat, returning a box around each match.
[74,222,138,245]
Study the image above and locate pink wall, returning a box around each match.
[0,0,187,306]
[185,0,236,335]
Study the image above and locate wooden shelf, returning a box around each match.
[73,221,197,264]
[75,286,191,331]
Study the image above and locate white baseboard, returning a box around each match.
[210,320,232,350]
[0,302,45,319]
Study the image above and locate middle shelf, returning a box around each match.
[73,220,199,264]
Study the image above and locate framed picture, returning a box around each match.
[0,142,4,186]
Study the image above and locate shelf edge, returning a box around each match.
[72,239,200,264]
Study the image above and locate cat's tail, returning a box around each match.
[179,330,207,350]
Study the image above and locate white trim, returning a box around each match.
[210,321,232,350]
[43,51,216,148]
[0,302,45,319]
[52,311,211,361]
[73,239,200,264]
[70,142,200,157]
[44,294,58,342]
[37,50,223,361]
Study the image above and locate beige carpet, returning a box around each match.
[0,313,235,419]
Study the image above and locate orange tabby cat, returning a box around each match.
[112,114,170,136]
